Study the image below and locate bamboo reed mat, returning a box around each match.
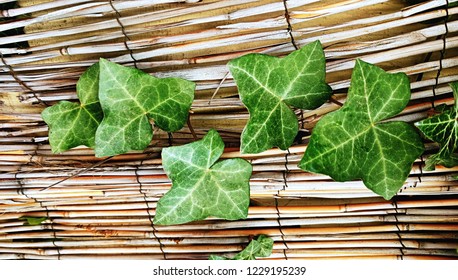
[0,0,458,260]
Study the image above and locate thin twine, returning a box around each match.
[275,148,292,260]
[15,171,61,259]
[30,143,61,259]
[167,132,174,146]
[39,156,114,192]
[418,155,424,185]
[282,148,291,191]
[109,0,138,68]
[282,0,298,50]
[44,203,61,260]
[0,52,49,106]
[135,158,167,259]
[431,0,450,110]
[28,139,43,168]
[187,115,198,141]
[391,200,406,259]
[274,199,289,260]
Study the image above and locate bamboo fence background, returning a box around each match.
[0,0,458,260]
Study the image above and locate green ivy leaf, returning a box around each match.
[228,40,332,154]
[209,235,274,260]
[234,235,273,260]
[95,58,195,157]
[19,216,47,226]
[154,129,252,225]
[415,82,458,170]
[208,255,230,260]
[41,63,102,153]
[253,235,274,258]
[299,60,424,200]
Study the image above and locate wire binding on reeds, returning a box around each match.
[14,169,62,259]
[391,199,406,260]
[0,52,48,106]
[187,115,198,141]
[282,0,298,50]
[276,148,293,260]
[44,205,61,260]
[108,0,138,68]
[274,198,289,260]
[418,155,424,185]
[167,132,173,146]
[135,158,167,260]
[431,0,452,110]
[39,156,115,192]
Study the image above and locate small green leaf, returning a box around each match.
[233,235,273,260]
[154,129,252,225]
[233,241,262,260]
[42,63,102,153]
[299,60,424,200]
[415,82,458,170]
[95,58,195,157]
[228,40,332,154]
[19,216,47,226]
[208,255,230,260]
[209,235,274,260]
[254,235,274,257]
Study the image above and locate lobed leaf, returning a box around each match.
[95,58,195,157]
[209,235,273,260]
[299,60,424,200]
[415,82,458,170]
[154,129,252,225]
[233,235,273,260]
[228,40,332,154]
[208,255,229,260]
[41,63,102,153]
[19,216,47,226]
[253,235,274,258]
